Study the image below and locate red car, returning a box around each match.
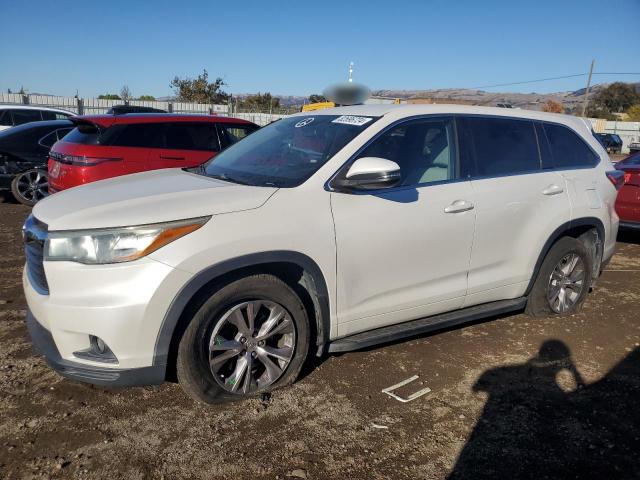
[615,151,640,229]
[48,114,258,192]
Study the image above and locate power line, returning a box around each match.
[470,72,640,90]
[470,74,586,90]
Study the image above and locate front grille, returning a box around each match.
[23,215,49,294]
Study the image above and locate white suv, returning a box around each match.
[0,105,74,131]
[23,105,621,403]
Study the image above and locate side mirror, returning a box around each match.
[334,157,401,190]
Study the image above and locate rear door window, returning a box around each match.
[111,124,163,148]
[40,111,56,121]
[458,116,540,177]
[218,123,258,148]
[541,123,599,169]
[535,122,554,169]
[165,123,219,151]
[12,109,43,125]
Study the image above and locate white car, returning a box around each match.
[0,105,74,131]
[23,104,621,403]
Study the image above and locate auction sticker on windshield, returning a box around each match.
[331,116,374,126]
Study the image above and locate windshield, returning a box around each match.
[202,114,379,187]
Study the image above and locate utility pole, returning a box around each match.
[348,62,354,83]
[581,59,595,117]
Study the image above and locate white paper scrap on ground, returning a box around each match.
[381,375,431,403]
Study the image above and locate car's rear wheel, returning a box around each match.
[176,274,310,404]
[526,237,593,318]
[11,169,49,206]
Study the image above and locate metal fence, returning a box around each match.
[0,93,287,126]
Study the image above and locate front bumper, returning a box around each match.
[27,310,165,386]
[23,251,193,386]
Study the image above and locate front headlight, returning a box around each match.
[45,217,210,264]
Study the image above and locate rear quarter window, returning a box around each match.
[38,131,59,148]
[541,123,599,169]
[56,128,72,140]
[41,111,72,121]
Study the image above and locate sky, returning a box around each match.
[1,0,639,99]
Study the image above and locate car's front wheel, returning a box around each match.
[176,274,310,404]
[11,169,49,206]
[526,237,593,317]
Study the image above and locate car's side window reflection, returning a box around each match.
[357,118,457,187]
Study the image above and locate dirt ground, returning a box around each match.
[1,195,639,480]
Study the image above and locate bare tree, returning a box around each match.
[120,85,132,102]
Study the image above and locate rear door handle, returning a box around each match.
[160,155,185,160]
[542,184,564,196]
[444,199,474,213]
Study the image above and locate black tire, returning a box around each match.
[526,237,593,318]
[176,274,310,404]
[10,169,49,207]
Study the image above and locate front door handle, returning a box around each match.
[444,199,475,214]
[160,155,185,160]
[542,184,564,196]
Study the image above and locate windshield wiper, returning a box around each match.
[208,173,251,186]
[185,165,206,175]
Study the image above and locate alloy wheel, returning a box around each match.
[547,253,586,313]
[15,170,48,203]
[208,300,296,394]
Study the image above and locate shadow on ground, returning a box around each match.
[447,340,640,479]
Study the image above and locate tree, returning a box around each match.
[170,69,228,104]
[308,94,327,103]
[589,82,640,114]
[238,92,280,111]
[626,104,640,121]
[583,106,617,120]
[120,85,132,102]
[98,93,121,100]
[137,95,156,101]
[541,99,564,113]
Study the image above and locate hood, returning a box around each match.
[33,168,278,230]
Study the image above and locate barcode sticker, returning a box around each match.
[331,116,373,126]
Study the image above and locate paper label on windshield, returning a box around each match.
[331,115,373,126]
